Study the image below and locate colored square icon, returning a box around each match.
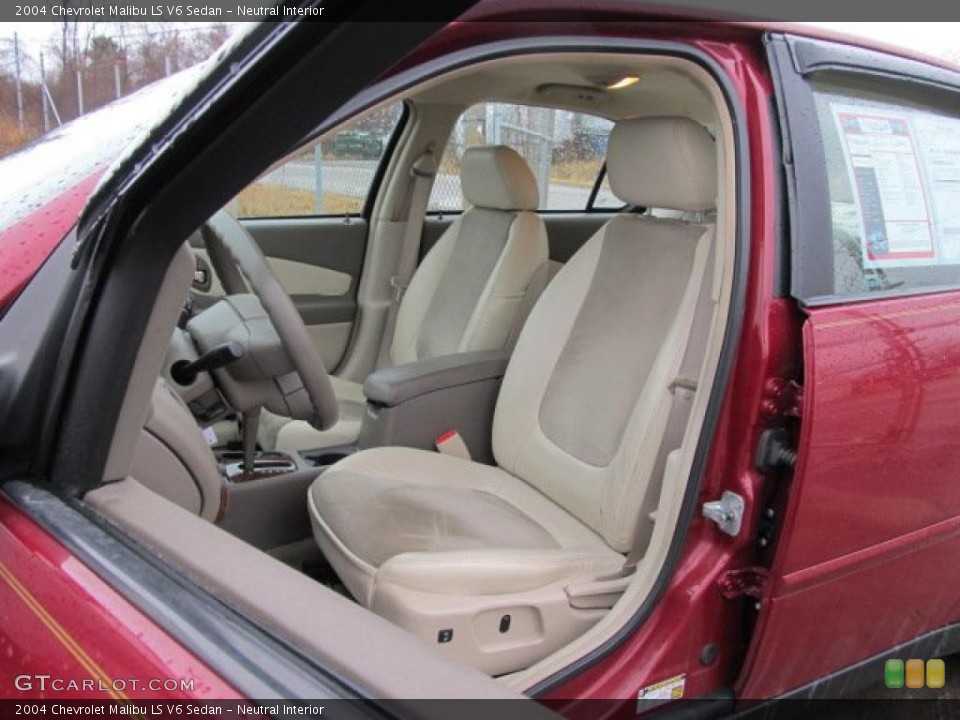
[905,659,925,688]
[927,659,946,689]
[885,659,904,688]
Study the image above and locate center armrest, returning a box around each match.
[358,350,511,463]
[363,350,510,407]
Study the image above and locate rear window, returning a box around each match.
[429,103,620,212]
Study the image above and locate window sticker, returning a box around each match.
[831,105,934,268]
[831,103,960,270]
[913,115,960,262]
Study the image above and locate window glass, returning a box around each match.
[591,167,626,210]
[234,103,404,219]
[429,103,614,212]
[813,81,960,297]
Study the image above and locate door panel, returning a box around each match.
[190,217,367,372]
[245,217,367,371]
[740,296,960,698]
[193,248,353,298]
[243,217,368,279]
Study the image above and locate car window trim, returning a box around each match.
[361,100,411,220]
[1,481,370,705]
[769,32,960,306]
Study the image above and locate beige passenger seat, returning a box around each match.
[308,116,719,675]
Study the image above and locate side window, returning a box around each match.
[812,80,960,298]
[234,103,404,219]
[429,103,615,212]
[591,167,626,211]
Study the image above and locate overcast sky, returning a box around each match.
[4,21,960,63]
[805,22,960,59]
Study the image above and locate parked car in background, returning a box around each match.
[327,130,385,159]
[1,6,959,716]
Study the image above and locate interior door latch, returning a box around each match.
[702,491,744,537]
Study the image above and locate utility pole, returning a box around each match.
[14,32,24,132]
[164,55,171,77]
[39,52,62,129]
[77,69,84,116]
[40,51,49,132]
[114,63,122,99]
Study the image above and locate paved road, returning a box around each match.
[260,158,619,211]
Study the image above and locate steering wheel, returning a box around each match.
[185,210,338,432]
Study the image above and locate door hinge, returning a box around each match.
[718,567,769,600]
[702,491,745,537]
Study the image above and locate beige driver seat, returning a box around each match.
[264,145,549,453]
[308,116,718,675]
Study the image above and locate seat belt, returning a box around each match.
[375,147,437,368]
[622,229,717,574]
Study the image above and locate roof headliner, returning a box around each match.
[410,54,717,125]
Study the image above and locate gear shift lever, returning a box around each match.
[241,408,260,479]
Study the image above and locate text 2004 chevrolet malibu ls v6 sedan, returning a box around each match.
[1,6,959,717]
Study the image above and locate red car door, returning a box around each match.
[738,34,960,699]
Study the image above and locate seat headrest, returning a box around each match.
[607,116,717,212]
[461,145,539,212]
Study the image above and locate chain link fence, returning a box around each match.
[237,103,404,218]
[238,102,623,219]
[429,103,618,212]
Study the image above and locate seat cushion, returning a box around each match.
[308,447,624,607]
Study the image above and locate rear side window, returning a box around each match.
[812,80,960,298]
[429,103,617,212]
[235,102,404,219]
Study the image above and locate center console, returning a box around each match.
[218,450,299,481]
[214,445,352,552]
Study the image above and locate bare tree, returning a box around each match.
[1,21,234,156]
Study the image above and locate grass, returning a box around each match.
[0,118,38,159]
[233,154,604,219]
[235,185,363,218]
[549,158,603,187]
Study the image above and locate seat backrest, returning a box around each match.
[492,117,718,553]
[389,145,549,366]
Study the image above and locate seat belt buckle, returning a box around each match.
[389,276,409,302]
[436,430,471,460]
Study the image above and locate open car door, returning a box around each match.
[739,34,960,700]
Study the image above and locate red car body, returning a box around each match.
[1,10,958,712]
